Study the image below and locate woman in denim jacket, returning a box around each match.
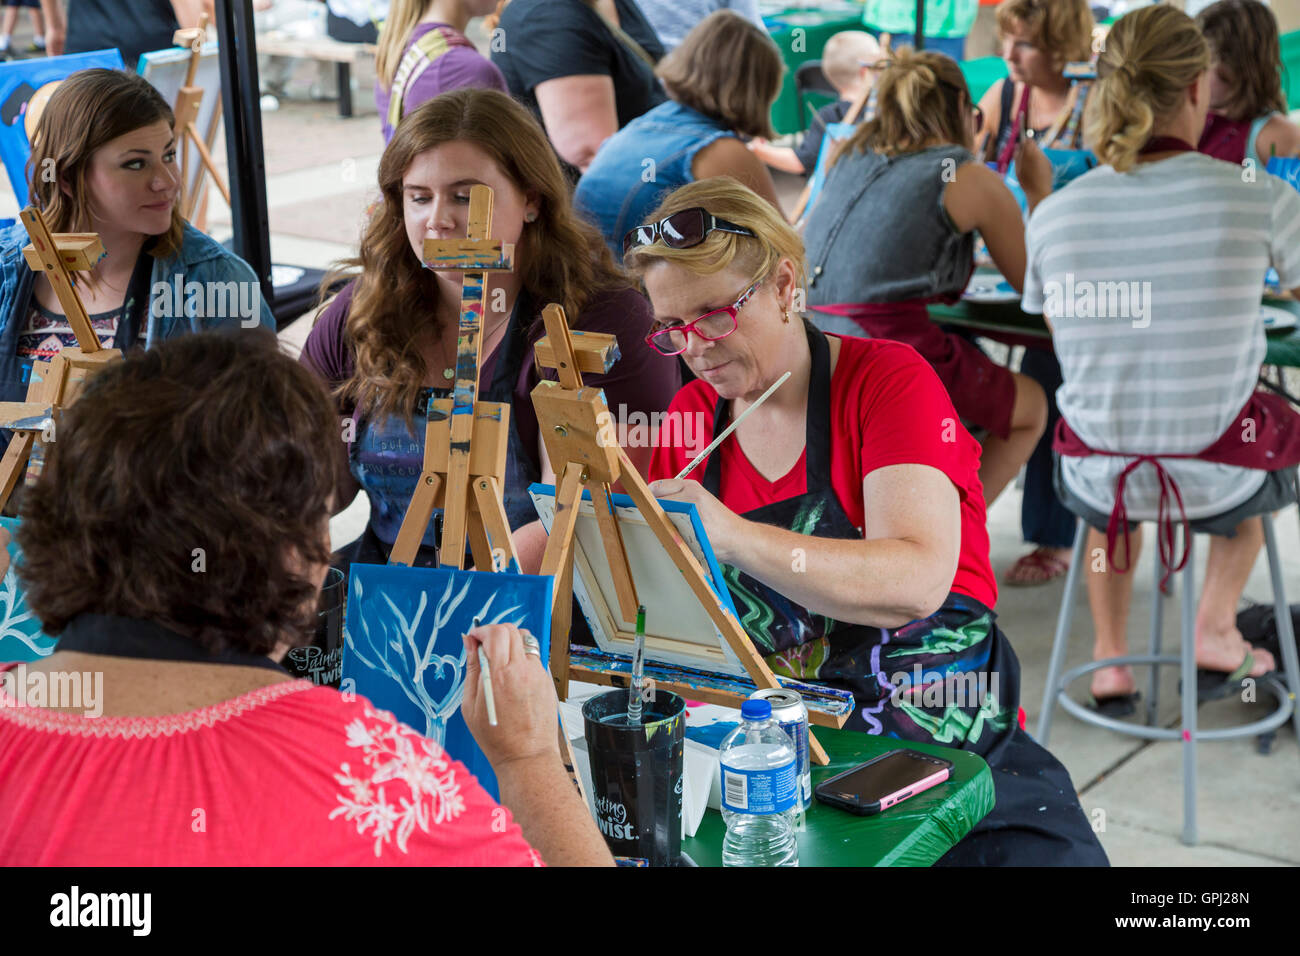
[0,69,273,407]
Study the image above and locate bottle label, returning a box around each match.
[720,760,797,814]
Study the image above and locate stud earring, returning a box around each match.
[525,211,538,223]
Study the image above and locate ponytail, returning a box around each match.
[1083,5,1208,172]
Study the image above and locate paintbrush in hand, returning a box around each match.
[674,371,792,481]
[470,616,498,727]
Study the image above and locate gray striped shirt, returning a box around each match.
[1023,153,1300,519]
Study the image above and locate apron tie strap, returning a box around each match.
[1106,454,1191,592]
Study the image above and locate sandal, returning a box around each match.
[1182,651,1260,705]
[1004,547,1070,587]
[1088,691,1140,718]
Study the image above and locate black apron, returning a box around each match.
[703,323,1107,865]
[55,613,288,674]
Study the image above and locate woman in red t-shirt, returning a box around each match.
[0,333,612,867]
[626,177,1106,865]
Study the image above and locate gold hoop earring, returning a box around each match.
[782,307,791,324]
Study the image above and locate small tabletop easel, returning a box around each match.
[0,208,121,508]
[172,14,231,227]
[388,185,520,573]
[532,307,833,765]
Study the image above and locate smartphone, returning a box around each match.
[814,749,952,816]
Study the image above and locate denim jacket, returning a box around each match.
[0,221,275,403]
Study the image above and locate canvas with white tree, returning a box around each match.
[342,563,554,800]
[0,517,55,663]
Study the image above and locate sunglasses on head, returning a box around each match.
[622,207,756,259]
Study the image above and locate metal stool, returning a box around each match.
[1037,513,1300,845]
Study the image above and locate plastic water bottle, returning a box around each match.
[719,699,799,867]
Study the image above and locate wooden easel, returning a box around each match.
[172,14,231,227]
[531,306,834,765]
[0,208,121,509]
[387,185,519,573]
[386,184,585,796]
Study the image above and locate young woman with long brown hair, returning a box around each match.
[301,87,680,573]
[0,69,272,409]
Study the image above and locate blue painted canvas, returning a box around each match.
[341,564,554,800]
[0,50,125,206]
[0,516,54,662]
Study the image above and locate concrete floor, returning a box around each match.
[2,37,1296,864]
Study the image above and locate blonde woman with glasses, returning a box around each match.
[631,176,1107,866]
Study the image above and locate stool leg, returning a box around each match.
[1180,530,1198,846]
[1038,518,1088,744]
[1261,514,1300,750]
[1147,536,1163,726]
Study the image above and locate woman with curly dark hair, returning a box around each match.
[0,332,612,866]
[302,87,680,574]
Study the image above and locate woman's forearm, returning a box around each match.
[495,755,615,867]
[724,518,951,629]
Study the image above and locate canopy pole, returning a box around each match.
[215,0,274,315]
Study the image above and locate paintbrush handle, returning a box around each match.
[673,371,792,482]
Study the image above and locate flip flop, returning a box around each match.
[1004,548,1070,587]
[1181,651,1256,705]
[1088,691,1140,718]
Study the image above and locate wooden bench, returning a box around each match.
[256,31,376,118]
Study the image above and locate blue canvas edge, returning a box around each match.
[137,41,222,73]
[527,481,739,621]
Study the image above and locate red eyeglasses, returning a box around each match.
[644,279,762,356]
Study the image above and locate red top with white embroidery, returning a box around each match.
[0,672,542,866]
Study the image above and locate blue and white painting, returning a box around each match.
[0,50,125,206]
[342,564,554,801]
[0,516,53,662]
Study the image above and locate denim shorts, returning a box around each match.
[1053,456,1299,538]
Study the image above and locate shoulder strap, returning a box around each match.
[592,3,657,70]
[387,26,475,131]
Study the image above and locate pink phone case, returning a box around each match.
[875,766,951,811]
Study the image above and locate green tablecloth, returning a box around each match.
[764,3,867,136]
[680,727,993,867]
[929,282,1300,370]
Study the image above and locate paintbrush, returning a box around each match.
[628,605,646,725]
[471,616,498,727]
[673,371,792,481]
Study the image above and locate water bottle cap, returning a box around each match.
[741,699,771,721]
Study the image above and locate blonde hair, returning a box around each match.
[656,10,784,139]
[838,48,972,160]
[1083,5,1209,173]
[622,177,807,293]
[821,30,882,91]
[996,0,1094,69]
[376,0,427,89]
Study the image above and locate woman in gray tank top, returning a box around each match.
[803,49,1053,508]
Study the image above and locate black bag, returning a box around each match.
[1236,602,1300,665]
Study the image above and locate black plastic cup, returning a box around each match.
[284,568,345,687]
[582,688,685,867]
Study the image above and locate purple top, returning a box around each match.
[375,22,508,144]
[301,280,681,544]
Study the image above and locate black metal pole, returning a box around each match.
[214,0,274,314]
[915,0,926,50]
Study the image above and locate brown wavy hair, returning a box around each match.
[837,49,973,161]
[656,10,783,139]
[16,332,340,657]
[1197,0,1287,122]
[26,68,185,259]
[322,87,627,424]
[996,0,1095,69]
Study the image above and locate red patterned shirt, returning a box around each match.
[0,671,543,866]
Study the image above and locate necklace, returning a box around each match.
[435,314,511,382]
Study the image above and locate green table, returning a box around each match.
[929,276,1300,370]
[680,727,993,866]
[764,2,867,136]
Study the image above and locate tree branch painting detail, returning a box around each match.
[342,564,554,800]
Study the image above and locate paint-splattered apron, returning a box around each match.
[703,325,1107,865]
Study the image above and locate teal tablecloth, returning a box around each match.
[680,726,993,867]
[764,3,867,136]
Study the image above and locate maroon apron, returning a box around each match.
[1055,390,1300,588]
